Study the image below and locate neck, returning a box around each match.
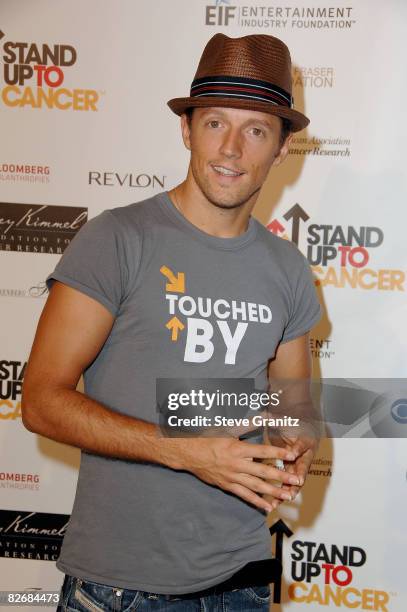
[168,168,259,239]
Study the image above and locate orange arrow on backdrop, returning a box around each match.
[160,265,185,293]
[166,316,185,341]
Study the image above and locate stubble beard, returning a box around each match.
[191,163,261,211]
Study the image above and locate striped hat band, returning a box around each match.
[190,76,293,108]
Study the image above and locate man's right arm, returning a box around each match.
[22,281,300,512]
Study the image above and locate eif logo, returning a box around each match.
[205,0,237,26]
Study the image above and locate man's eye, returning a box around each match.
[208,120,221,128]
[250,127,264,137]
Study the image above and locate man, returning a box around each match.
[22,34,321,611]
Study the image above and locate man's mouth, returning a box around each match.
[212,165,245,177]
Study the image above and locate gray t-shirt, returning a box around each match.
[46,191,321,593]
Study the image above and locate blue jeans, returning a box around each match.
[57,574,271,611]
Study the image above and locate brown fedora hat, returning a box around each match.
[167,33,309,133]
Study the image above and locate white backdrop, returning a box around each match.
[1,1,406,609]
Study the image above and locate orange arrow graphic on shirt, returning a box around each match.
[166,317,185,341]
[160,265,185,293]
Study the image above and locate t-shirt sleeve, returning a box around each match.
[45,210,130,317]
[281,253,321,343]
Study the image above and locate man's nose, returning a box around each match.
[219,128,242,159]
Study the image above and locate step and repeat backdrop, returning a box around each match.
[1,0,406,610]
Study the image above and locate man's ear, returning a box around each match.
[272,132,293,167]
[180,113,192,151]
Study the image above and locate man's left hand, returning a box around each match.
[267,436,318,510]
